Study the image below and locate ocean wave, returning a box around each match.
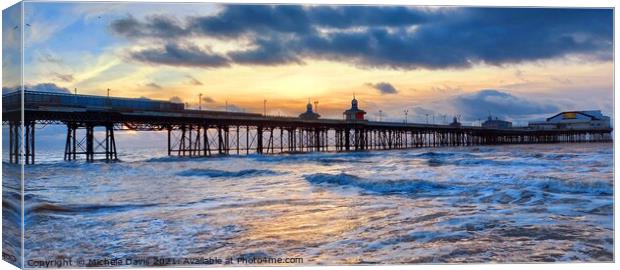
[497,225,584,241]
[414,151,458,158]
[2,198,21,223]
[531,177,613,196]
[303,173,448,194]
[177,168,280,178]
[429,157,551,168]
[368,230,472,250]
[145,156,207,163]
[248,151,377,164]
[28,202,159,215]
[586,204,613,215]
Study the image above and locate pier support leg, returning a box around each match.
[344,129,351,151]
[257,126,263,154]
[86,124,94,162]
[63,122,117,162]
[105,124,118,161]
[315,128,321,152]
[167,126,172,156]
[8,121,34,164]
[8,122,17,163]
[23,121,34,164]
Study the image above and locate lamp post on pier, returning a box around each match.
[404,109,409,123]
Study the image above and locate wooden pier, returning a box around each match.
[2,91,613,164]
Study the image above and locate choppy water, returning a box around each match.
[3,143,614,265]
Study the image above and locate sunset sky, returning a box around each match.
[2,2,614,125]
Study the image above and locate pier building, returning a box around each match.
[343,96,366,121]
[528,110,611,130]
[299,101,320,120]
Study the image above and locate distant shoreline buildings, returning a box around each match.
[482,116,513,129]
[528,110,611,130]
[294,98,610,131]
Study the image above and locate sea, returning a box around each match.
[2,142,614,266]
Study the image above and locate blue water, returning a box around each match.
[2,143,614,265]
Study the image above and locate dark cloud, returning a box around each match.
[187,5,314,38]
[228,37,303,65]
[52,72,74,82]
[366,82,398,94]
[308,6,431,28]
[3,83,72,95]
[186,75,203,85]
[202,96,215,103]
[169,96,183,104]
[112,6,612,69]
[146,82,162,89]
[130,43,230,68]
[110,15,188,39]
[452,89,559,121]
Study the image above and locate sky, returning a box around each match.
[2,2,614,125]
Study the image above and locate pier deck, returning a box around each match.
[2,91,612,164]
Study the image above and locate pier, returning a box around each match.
[2,91,613,164]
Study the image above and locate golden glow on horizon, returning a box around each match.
[24,46,613,118]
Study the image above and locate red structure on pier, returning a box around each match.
[343,95,366,121]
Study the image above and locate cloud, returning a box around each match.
[37,51,63,64]
[452,89,559,120]
[52,72,74,82]
[111,6,612,69]
[550,76,572,85]
[410,106,439,122]
[110,14,188,39]
[202,96,215,103]
[2,86,20,94]
[169,96,184,104]
[146,82,162,89]
[3,83,72,95]
[227,37,304,65]
[215,103,245,112]
[366,82,398,94]
[130,43,230,68]
[187,5,315,38]
[186,75,203,85]
[28,83,72,94]
[430,84,462,94]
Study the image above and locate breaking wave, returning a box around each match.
[28,202,159,215]
[177,168,280,178]
[529,177,613,196]
[304,173,449,194]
